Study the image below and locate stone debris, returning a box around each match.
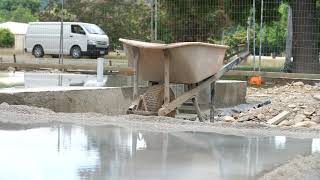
[257,113,265,120]
[313,94,320,101]
[303,108,315,117]
[294,114,306,123]
[293,121,317,128]
[293,82,304,86]
[278,120,293,126]
[311,116,320,123]
[223,81,320,129]
[288,104,296,108]
[0,102,9,106]
[224,116,235,122]
[268,111,291,125]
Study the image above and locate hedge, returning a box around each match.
[0,28,14,48]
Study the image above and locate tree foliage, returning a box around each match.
[39,0,77,22]
[65,0,151,49]
[0,28,14,48]
[0,0,39,23]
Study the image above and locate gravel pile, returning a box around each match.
[223,82,320,129]
[259,153,320,180]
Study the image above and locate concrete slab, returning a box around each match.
[214,80,247,108]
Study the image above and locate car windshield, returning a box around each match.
[83,24,106,35]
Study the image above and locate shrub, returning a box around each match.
[0,28,14,48]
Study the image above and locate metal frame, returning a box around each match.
[158,50,250,117]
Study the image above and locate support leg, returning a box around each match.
[210,83,215,123]
[192,97,204,122]
[133,47,140,99]
[163,50,170,106]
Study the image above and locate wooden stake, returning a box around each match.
[192,97,204,122]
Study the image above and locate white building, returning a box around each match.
[0,22,29,53]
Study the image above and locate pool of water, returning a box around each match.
[0,123,319,180]
[0,72,147,88]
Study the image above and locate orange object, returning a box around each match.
[249,76,264,86]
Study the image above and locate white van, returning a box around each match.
[25,22,109,58]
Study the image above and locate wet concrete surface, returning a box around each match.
[0,123,319,180]
[1,71,147,88]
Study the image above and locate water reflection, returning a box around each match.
[0,124,316,180]
[312,139,320,153]
[23,72,146,88]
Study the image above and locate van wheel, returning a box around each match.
[71,46,82,59]
[33,45,44,58]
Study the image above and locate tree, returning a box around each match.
[65,0,151,49]
[159,0,231,43]
[0,0,40,23]
[290,0,319,73]
[0,28,14,48]
[39,0,77,22]
[11,7,38,23]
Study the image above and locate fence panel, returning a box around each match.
[156,0,320,74]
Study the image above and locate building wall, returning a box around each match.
[14,34,26,53]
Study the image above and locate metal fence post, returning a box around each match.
[155,0,158,41]
[253,0,256,71]
[284,5,293,72]
[258,0,264,72]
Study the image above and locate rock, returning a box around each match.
[0,102,9,106]
[293,82,304,86]
[313,95,320,101]
[50,69,61,73]
[311,116,320,123]
[288,104,297,108]
[294,114,306,123]
[293,108,300,112]
[303,108,315,117]
[224,116,235,122]
[278,120,294,126]
[7,66,16,72]
[304,84,312,91]
[304,118,311,121]
[268,111,291,125]
[300,105,307,109]
[257,113,265,120]
[293,121,317,128]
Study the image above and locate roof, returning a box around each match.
[29,22,94,26]
[0,22,29,35]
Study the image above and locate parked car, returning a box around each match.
[25,22,109,58]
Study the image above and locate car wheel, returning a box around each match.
[33,45,44,58]
[71,46,82,59]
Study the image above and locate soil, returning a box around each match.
[259,153,320,180]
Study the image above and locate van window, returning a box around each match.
[83,24,106,35]
[71,25,86,35]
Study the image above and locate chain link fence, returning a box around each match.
[154,0,320,74]
[4,0,318,74]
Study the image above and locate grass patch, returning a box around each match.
[234,65,283,72]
